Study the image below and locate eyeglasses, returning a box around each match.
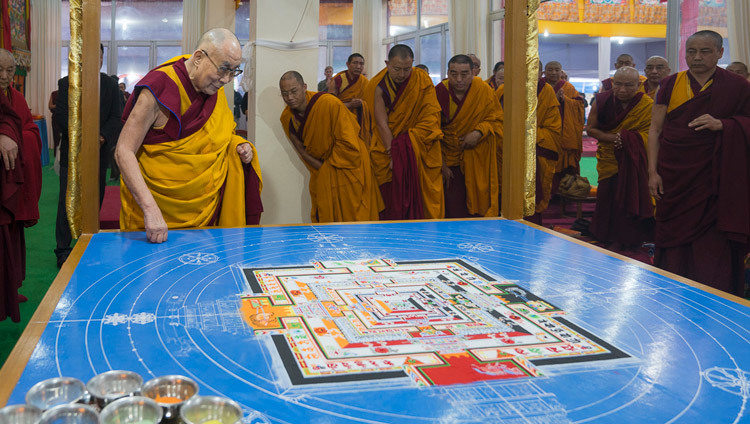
[200,49,243,78]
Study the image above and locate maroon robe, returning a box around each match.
[654,68,750,295]
[0,92,24,322]
[590,90,654,246]
[124,58,263,224]
[5,87,42,225]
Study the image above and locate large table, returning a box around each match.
[2,219,749,423]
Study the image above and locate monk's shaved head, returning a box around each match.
[727,61,749,78]
[614,66,640,82]
[545,61,562,69]
[388,44,414,60]
[196,28,240,52]
[646,55,667,65]
[0,48,14,65]
[543,61,563,84]
[687,30,723,50]
[615,54,635,69]
[0,49,15,90]
[280,71,304,86]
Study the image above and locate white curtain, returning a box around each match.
[352,0,385,79]
[182,0,206,54]
[28,0,61,136]
[448,0,489,78]
[727,0,750,67]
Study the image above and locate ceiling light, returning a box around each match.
[161,18,168,23]
[543,29,549,37]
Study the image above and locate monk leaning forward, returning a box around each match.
[279,71,382,222]
[116,28,263,243]
[587,67,654,249]
[363,44,444,220]
[437,55,501,218]
[648,30,750,296]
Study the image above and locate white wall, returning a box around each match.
[250,0,319,225]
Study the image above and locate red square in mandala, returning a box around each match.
[416,353,531,385]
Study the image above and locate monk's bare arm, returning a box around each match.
[647,104,666,200]
[585,104,617,144]
[287,131,323,170]
[114,90,169,243]
[373,85,393,152]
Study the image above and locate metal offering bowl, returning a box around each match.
[37,404,99,424]
[99,396,162,424]
[25,377,87,410]
[86,371,143,407]
[179,396,243,424]
[0,404,43,424]
[140,375,198,419]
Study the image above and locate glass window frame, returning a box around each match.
[383,0,449,82]
[489,5,505,67]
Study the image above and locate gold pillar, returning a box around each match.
[502,0,539,219]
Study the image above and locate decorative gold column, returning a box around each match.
[502,0,540,219]
[67,0,101,237]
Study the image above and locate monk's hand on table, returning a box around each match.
[688,114,723,132]
[236,143,254,164]
[143,209,168,243]
[0,134,18,171]
[648,171,664,201]
[460,130,482,150]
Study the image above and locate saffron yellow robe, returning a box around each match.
[438,77,501,216]
[280,91,382,223]
[536,82,563,213]
[495,84,506,193]
[596,95,653,181]
[333,70,373,148]
[547,79,584,173]
[363,67,444,219]
[120,56,262,230]
[638,80,660,100]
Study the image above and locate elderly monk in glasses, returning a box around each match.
[116,28,263,243]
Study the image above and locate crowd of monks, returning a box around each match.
[279,31,749,299]
[1,29,749,324]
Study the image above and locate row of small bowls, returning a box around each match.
[0,371,243,424]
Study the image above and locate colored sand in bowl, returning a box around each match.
[154,395,183,404]
[202,420,223,424]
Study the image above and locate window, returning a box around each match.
[489,2,505,67]
[60,0,183,90]
[384,0,449,84]
[319,0,353,82]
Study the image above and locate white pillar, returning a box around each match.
[250,0,319,225]
[204,0,236,115]
[598,37,611,83]
[353,0,385,79]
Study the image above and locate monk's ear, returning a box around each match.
[303,83,307,91]
[385,60,389,66]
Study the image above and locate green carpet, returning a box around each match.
[0,161,62,367]
[580,157,598,187]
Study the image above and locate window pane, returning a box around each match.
[102,46,109,74]
[117,46,150,92]
[420,0,448,29]
[156,46,182,66]
[491,19,503,66]
[399,37,416,53]
[419,33,441,85]
[318,46,328,82]
[115,0,183,41]
[332,46,351,75]
[446,29,451,58]
[235,2,250,41]
[319,0,353,41]
[61,46,69,77]
[491,0,505,11]
[388,0,417,36]
[61,1,111,41]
